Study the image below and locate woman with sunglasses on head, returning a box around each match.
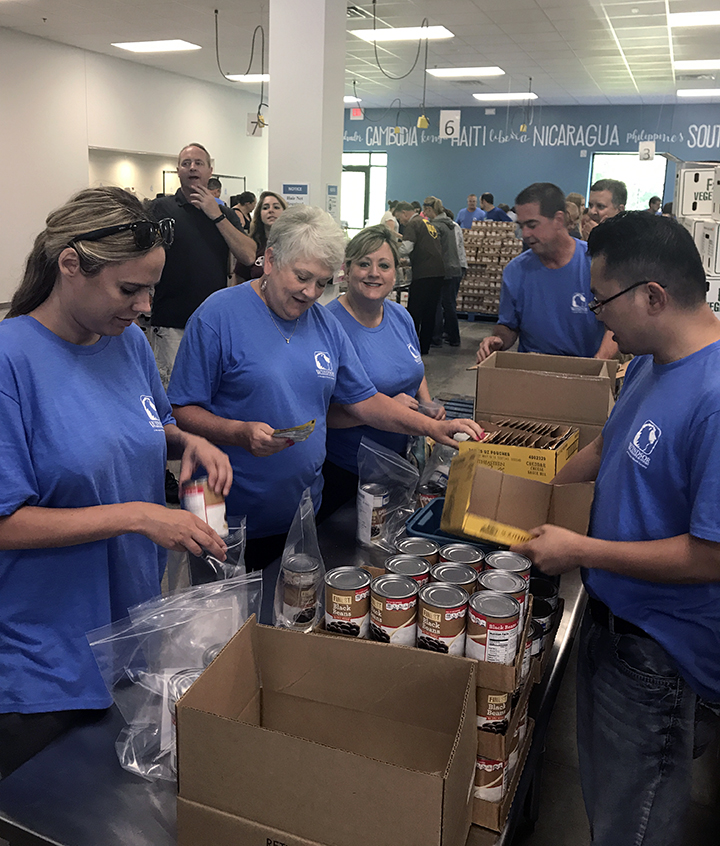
[0,186,231,777]
[320,225,446,517]
[234,190,288,283]
[169,206,482,570]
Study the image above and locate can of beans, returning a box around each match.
[370,574,418,645]
[521,623,534,682]
[324,567,371,638]
[530,620,544,656]
[474,755,508,803]
[385,554,431,586]
[417,483,445,509]
[281,553,321,631]
[439,543,485,571]
[532,598,555,650]
[529,577,559,610]
[431,562,478,595]
[484,551,532,582]
[416,583,468,655]
[477,570,528,623]
[466,591,521,664]
[356,483,389,546]
[477,688,511,731]
[395,537,440,565]
[181,477,229,538]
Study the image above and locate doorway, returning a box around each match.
[589,152,668,210]
[341,152,388,237]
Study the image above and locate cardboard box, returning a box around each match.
[680,215,708,253]
[701,221,720,276]
[707,276,720,320]
[472,352,615,449]
[471,719,534,831]
[476,671,534,761]
[713,165,720,221]
[675,164,717,217]
[177,618,478,846]
[441,455,594,547]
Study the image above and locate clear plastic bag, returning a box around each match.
[87,569,262,781]
[418,443,459,494]
[273,487,325,632]
[357,436,420,552]
[186,517,247,587]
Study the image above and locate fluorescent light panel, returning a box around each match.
[668,11,720,27]
[674,59,720,70]
[677,88,720,97]
[473,92,538,102]
[427,66,505,78]
[226,73,270,82]
[344,96,362,103]
[350,26,454,42]
[112,39,201,53]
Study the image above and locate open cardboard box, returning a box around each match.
[177,617,478,846]
[441,454,594,547]
[476,669,535,761]
[471,351,616,450]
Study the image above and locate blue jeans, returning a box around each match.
[576,609,698,846]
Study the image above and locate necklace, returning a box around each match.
[260,277,299,343]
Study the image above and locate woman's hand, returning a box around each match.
[136,503,228,561]
[429,418,484,447]
[235,421,294,457]
[177,433,233,496]
[393,392,419,412]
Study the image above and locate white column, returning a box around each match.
[268,0,345,220]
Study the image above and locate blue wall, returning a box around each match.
[344,103,720,215]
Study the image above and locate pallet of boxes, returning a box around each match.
[459,221,522,317]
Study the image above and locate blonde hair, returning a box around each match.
[423,196,444,216]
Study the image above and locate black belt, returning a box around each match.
[588,597,650,638]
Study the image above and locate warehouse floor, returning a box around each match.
[423,317,720,846]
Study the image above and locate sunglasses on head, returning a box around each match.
[69,218,175,250]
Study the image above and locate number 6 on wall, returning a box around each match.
[440,110,461,140]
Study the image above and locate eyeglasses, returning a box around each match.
[69,218,175,251]
[588,280,665,313]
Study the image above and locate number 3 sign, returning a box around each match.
[439,110,461,140]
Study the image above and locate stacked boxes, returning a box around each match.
[676,161,720,309]
[459,221,522,316]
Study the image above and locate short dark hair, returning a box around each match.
[393,201,414,214]
[237,191,256,206]
[481,192,494,205]
[444,208,455,220]
[178,142,211,166]
[587,212,707,309]
[207,177,222,190]
[590,178,627,208]
[411,201,422,211]
[649,196,661,205]
[515,183,565,219]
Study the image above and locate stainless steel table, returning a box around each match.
[0,503,586,846]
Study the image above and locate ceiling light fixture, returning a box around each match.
[112,40,201,53]
[427,66,505,78]
[473,92,538,102]
[344,95,362,103]
[668,11,720,27]
[674,59,720,71]
[350,25,454,42]
[226,73,270,82]
[677,88,720,97]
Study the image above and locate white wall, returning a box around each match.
[0,27,268,303]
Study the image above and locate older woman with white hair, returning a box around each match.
[169,206,482,569]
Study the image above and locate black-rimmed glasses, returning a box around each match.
[69,218,175,250]
[588,280,665,314]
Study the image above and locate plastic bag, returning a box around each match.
[87,569,262,781]
[357,436,420,552]
[187,517,247,586]
[418,443,459,494]
[273,487,325,632]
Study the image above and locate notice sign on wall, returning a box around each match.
[282,183,310,206]
[439,110,461,141]
[326,184,339,221]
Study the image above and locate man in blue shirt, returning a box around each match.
[513,212,720,846]
[479,192,512,221]
[476,182,616,362]
[455,194,486,228]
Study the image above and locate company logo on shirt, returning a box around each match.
[140,395,164,430]
[423,220,439,239]
[314,350,335,379]
[408,343,422,364]
[571,292,588,313]
[627,420,662,467]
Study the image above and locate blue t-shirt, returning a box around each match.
[585,344,720,700]
[324,298,426,474]
[485,207,512,222]
[167,283,377,538]
[0,318,172,713]
[497,239,605,357]
[456,208,486,229]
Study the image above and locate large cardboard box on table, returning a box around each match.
[176,617,478,846]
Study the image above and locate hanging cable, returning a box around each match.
[352,80,405,123]
[214,11,268,129]
[369,0,427,80]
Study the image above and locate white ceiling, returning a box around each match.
[2,0,720,107]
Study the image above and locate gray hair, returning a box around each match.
[267,205,346,273]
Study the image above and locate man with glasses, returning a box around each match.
[149,143,255,389]
[476,182,616,363]
[514,212,720,846]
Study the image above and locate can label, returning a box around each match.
[181,478,228,537]
[370,592,416,645]
[477,689,511,730]
[325,585,370,638]
[466,608,519,665]
[474,755,508,803]
[417,600,467,655]
[521,626,533,682]
[357,485,389,546]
